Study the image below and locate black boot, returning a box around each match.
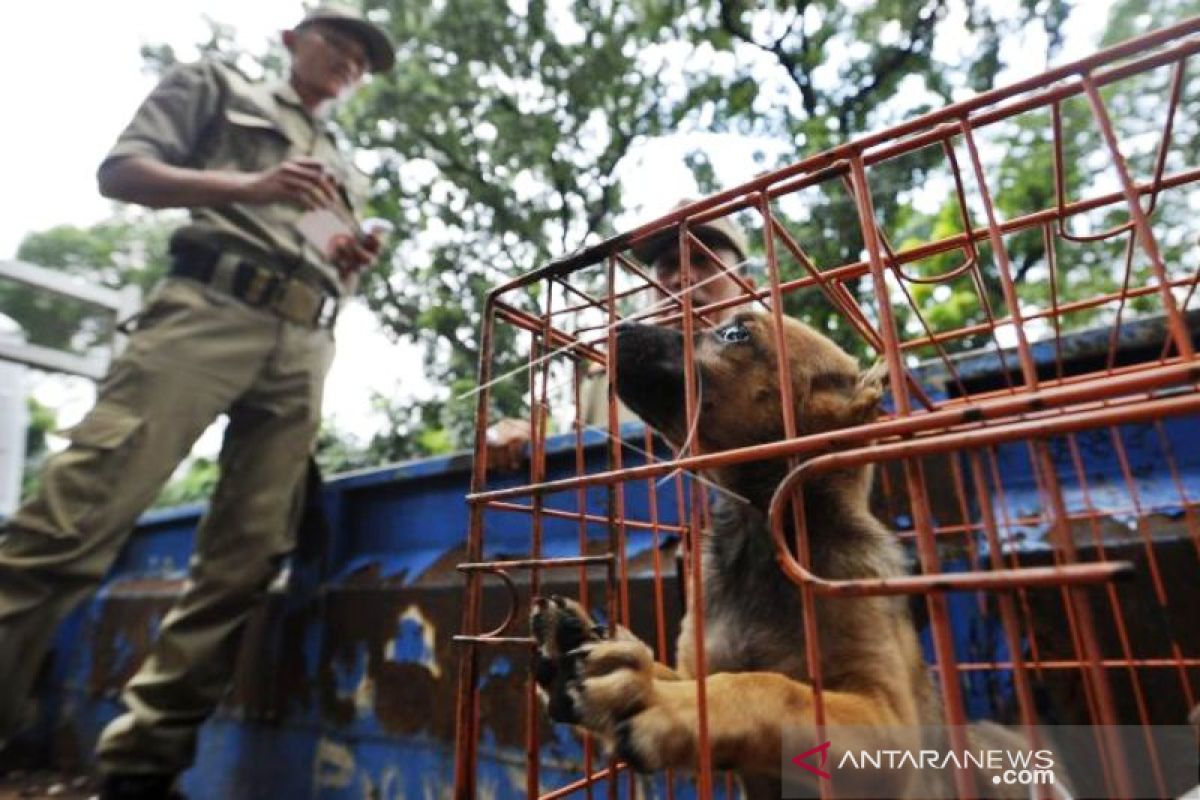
[100,772,184,800]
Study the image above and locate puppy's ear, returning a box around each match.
[848,360,889,423]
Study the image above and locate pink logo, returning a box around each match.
[792,740,832,780]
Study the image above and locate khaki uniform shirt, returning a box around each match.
[101,59,368,297]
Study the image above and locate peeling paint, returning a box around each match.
[385,605,440,678]
[314,737,356,790]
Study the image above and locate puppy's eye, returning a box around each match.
[716,322,750,344]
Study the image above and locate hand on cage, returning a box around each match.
[484,417,531,472]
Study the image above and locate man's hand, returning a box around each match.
[330,231,382,279]
[236,157,341,209]
[486,418,532,473]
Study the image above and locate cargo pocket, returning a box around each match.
[122,280,208,335]
[13,404,147,540]
[223,107,291,172]
[60,404,143,450]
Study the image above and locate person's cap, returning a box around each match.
[632,200,750,267]
[297,3,396,73]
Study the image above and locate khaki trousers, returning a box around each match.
[0,278,334,775]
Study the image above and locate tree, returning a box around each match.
[331,0,1074,439]
[20,397,56,500]
[314,395,451,474]
[670,0,1074,356]
[5,216,174,352]
[338,0,713,447]
[895,0,1200,362]
[14,1,1106,481]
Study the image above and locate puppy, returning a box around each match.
[531,312,1057,798]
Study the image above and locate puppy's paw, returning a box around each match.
[531,595,604,658]
[530,595,668,741]
[531,595,605,724]
[570,638,657,733]
[612,706,696,773]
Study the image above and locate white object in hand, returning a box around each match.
[296,209,355,258]
[361,217,395,239]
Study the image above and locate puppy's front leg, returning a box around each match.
[578,666,899,776]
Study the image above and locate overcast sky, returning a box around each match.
[0,0,1114,459]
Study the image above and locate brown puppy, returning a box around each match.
[532,312,1062,798]
[531,312,938,793]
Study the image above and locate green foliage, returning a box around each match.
[891,0,1200,361]
[5,217,174,351]
[22,0,1192,490]
[664,0,1076,356]
[337,0,708,447]
[1101,0,1200,46]
[139,18,288,80]
[689,0,1200,366]
[19,397,56,499]
[329,0,1078,421]
[314,394,456,475]
[152,457,219,507]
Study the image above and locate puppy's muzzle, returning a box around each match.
[614,324,687,428]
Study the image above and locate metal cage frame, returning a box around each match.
[454,17,1200,799]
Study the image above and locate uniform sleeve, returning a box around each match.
[100,61,223,170]
[345,165,371,214]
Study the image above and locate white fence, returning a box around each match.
[0,259,140,516]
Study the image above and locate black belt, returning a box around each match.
[168,242,339,329]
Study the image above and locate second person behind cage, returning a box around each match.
[486,201,754,470]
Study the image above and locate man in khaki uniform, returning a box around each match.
[0,5,395,797]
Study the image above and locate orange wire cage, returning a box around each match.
[453,17,1200,800]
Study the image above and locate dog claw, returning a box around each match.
[531,595,624,729]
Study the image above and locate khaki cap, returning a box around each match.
[298,2,396,73]
[632,200,750,266]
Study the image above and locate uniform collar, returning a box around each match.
[272,80,310,114]
[272,79,339,134]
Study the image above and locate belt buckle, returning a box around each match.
[274,279,323,326]
[243,270,274,305]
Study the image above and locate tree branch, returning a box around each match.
[841,0,946,118]
[717,0,817,117]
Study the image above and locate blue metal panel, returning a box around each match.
[32,423,690,798]
[24,315,1200,796]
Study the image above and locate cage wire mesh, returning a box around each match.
[453,18,1200,800]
